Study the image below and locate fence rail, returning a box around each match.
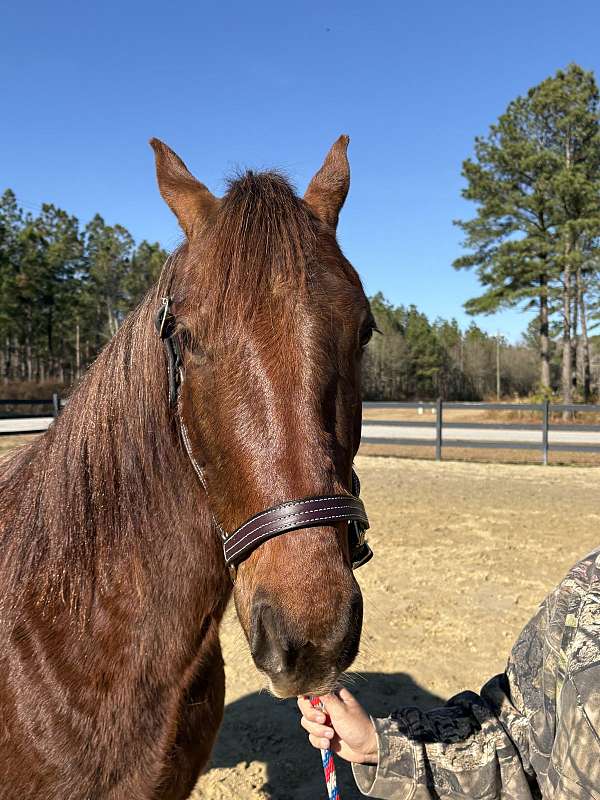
[0,398,54,406]
[361,400,600,464]
[2,398,600,464]
[0,393,61,435]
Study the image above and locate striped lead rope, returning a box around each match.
[309,696,340,800]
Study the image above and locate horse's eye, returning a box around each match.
[359,326,374,349]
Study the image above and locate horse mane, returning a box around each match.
[0,170,322,617]
[0,293,196,616]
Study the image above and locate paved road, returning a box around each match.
[0,417,54,434]
[3,416,600,450]
[361,421,600,447]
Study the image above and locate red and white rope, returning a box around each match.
[309,696,340,800]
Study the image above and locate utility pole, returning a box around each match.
[496,331,501,401]
[75,320,81,380]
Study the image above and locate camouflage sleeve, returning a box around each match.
[351,676,536,799]
[353,549,600,800]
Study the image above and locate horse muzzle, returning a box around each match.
[249,587,363,698]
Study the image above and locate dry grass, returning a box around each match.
[0,434,38,460]
[358,442,600,467]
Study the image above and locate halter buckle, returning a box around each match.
[156,296,177,340]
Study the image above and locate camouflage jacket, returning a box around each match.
[353,549,600,799]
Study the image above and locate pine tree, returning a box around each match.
[84,215,134,342]
[403,306,448,397]
[0,191,169,384]
[127,241,168,307]
[455,63,600,402]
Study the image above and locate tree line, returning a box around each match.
[455,63,600,403]
[0,190,167,384]
[0,184,596,402]
[363,293,541,401]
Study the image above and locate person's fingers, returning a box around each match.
[320,690,349,716]
[297,696,326,723]
[309,733,331,750]
[336,686,361,708]
[297,696,311,714]
[321,687,364,717]
[300,716,334,739]
[329,738,343,756]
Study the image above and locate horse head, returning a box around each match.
[151,136,374,698]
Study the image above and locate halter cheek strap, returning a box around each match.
[155,297,183,407]
[155,296,372,573]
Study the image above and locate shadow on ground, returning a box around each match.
[206,672,444,800]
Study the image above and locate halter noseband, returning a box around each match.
[155,295,372,575]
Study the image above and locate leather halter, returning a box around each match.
[155,296,372,574]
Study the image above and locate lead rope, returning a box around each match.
[310,476,356,800]
[308,696,340,800]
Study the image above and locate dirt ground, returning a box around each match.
[0,434,37,458]
[192,454,600,800]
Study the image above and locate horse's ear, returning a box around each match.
[304,135,350,229]
[150,138,220,238]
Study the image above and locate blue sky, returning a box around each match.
[2,0,600,341]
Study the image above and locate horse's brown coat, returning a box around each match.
[0,137,372,798]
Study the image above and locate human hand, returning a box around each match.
[297,687,378,765]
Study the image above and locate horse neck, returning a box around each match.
[1,298,230,636]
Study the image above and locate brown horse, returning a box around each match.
[0,136,374,799]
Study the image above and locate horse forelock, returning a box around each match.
[171,171,320,331]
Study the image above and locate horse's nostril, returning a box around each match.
[250,600,299,676]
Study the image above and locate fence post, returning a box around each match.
[52,392,60,419]
[542,399,549,466]
[435,398,443,461]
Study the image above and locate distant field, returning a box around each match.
[358,442,600,467]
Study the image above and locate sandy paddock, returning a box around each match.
[194,455,600,799]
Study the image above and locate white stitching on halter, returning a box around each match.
[225,511,367,561]
[225,502,367,552]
